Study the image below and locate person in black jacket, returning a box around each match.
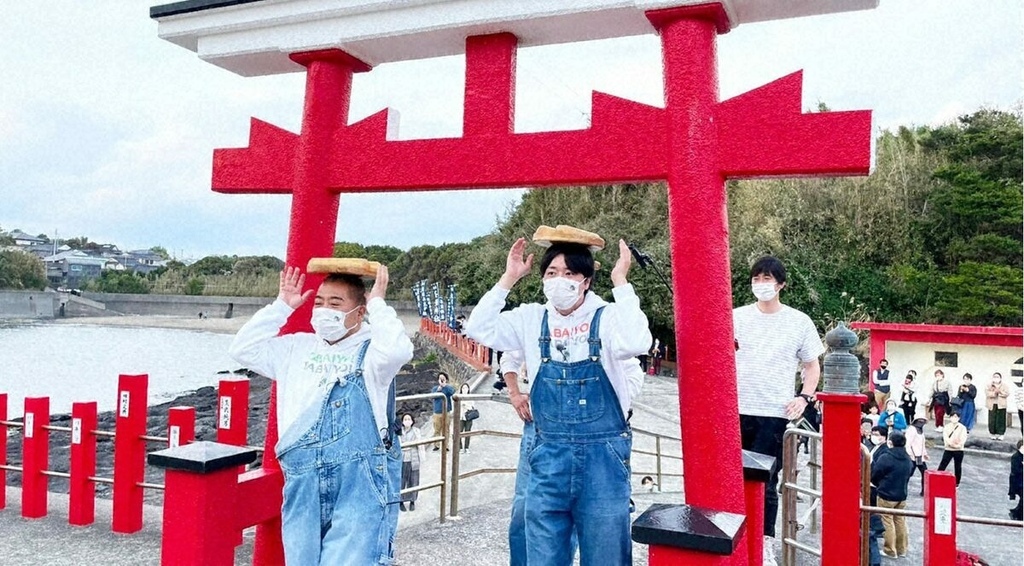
[871,431,915,558]
[1010,439,1023,521]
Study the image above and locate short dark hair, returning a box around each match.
[888,431,906,447]
[871,425,888,436]
[963,373,973,380]
[880,358,889,364]
[437,372,449,383]
[750,256,786,284]
[323,273,367,305]
[539,242,595,280]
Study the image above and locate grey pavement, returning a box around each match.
[2,372,1021,565]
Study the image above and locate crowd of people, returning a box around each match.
[224,229,1020,566]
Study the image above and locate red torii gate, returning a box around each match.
[184,4,871,564]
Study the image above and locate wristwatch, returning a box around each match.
[796,393,813,404]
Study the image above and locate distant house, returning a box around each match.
[122,249,168,274]
[9,230,47,247]
[43,250,109,289]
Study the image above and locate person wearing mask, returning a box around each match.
[430,372,456,451]
[399,413,425,511]
[930,370,951,432]
[954,373,978,431]
[986,372,1011,440]
[872,358,891,409]
[905,416,930,496]
[860,417,875,451]
[878,399,907,434]
[733,255,823,566]
[229,262,413,565]
[937,411,968,487]
[899,373,917,426]
[869,426,890,462]
[871,431,915,558]
[464,225,651,566]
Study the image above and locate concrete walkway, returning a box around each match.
[2,372,1021,565]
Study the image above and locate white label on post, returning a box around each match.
[219,397,231,429]
[72,418,82,445]
[934,497,953,535]
[24,413,34,439]
[119,391,130,418]
[169,426,180,448]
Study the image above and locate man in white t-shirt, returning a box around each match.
[733,256,824,566]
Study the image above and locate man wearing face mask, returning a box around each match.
[228,260,413,566]
[464,225,651,566]
[733,255,824,566]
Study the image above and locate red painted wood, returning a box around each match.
[70,401,98,526]
[161,465,247,566]
[923,471,957,566]
[217,379,250,447]
[818,392,868,564]
[743,479,764,564]
[0,393,6,510]
[168,406,196,448]
[21,396,50,519]
[112,374,148,533]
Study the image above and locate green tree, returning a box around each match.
[88,271,150,294]
[0,250,47,290]
[150,246,171,260]
[184,278,206,296]
[187,255,236,276]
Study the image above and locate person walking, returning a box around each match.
[871,431,915,558]
[905,416,930,496]
[648,338,666,376]
[954,373,978,431]
[228,263,413,565]
[930,370,951,432]
[464,225,652,566]
[458,382,477,453]
[872,358,891,409]
[399,413,425,511]
[899,374,917,425]
[430,372,456,451]
[734,255,824,566]
[936,411,968,487]
[986,372,1011,440]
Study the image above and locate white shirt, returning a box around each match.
[733,303,824,419]
[466,284,652,418]
[228,298,414,438]
[499,348,646,404]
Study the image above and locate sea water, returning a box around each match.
[0,321,238,418]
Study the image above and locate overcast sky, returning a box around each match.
[1,1,1020,260]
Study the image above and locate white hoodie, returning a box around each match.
[465,283,652,418]
[228,298,414,438]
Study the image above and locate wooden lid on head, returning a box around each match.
[306,257,380,278]
[531,225,605,252]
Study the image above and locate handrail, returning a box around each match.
[396,390,450,523]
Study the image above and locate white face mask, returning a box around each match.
[544,276,583,311]
[870,435,884,446]
[751,282,778,302]
[311,306,360,342]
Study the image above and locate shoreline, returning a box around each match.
[50,314,251,335]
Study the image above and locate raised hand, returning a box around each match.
[368,264,389,302]
[278,266,313,309]
[610,239,632,287]
[498,237,534,290]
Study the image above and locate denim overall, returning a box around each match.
[275,341,402,566]
[525,307,632,566]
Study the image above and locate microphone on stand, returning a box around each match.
[626,241,672,296]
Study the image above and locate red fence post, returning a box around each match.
[69,401,98,526]
[168,406,196,448]
[217,379,250,447]
[0,393,6,510]
[113,374,148,533]
[149,441,260,566]
[923,470,957,566]
[22,396,50,519]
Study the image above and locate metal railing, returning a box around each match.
[446,392,684,518]
[395,391,451,523]
[780,429,1024,566]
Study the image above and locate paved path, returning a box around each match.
[2,372,1021,565]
